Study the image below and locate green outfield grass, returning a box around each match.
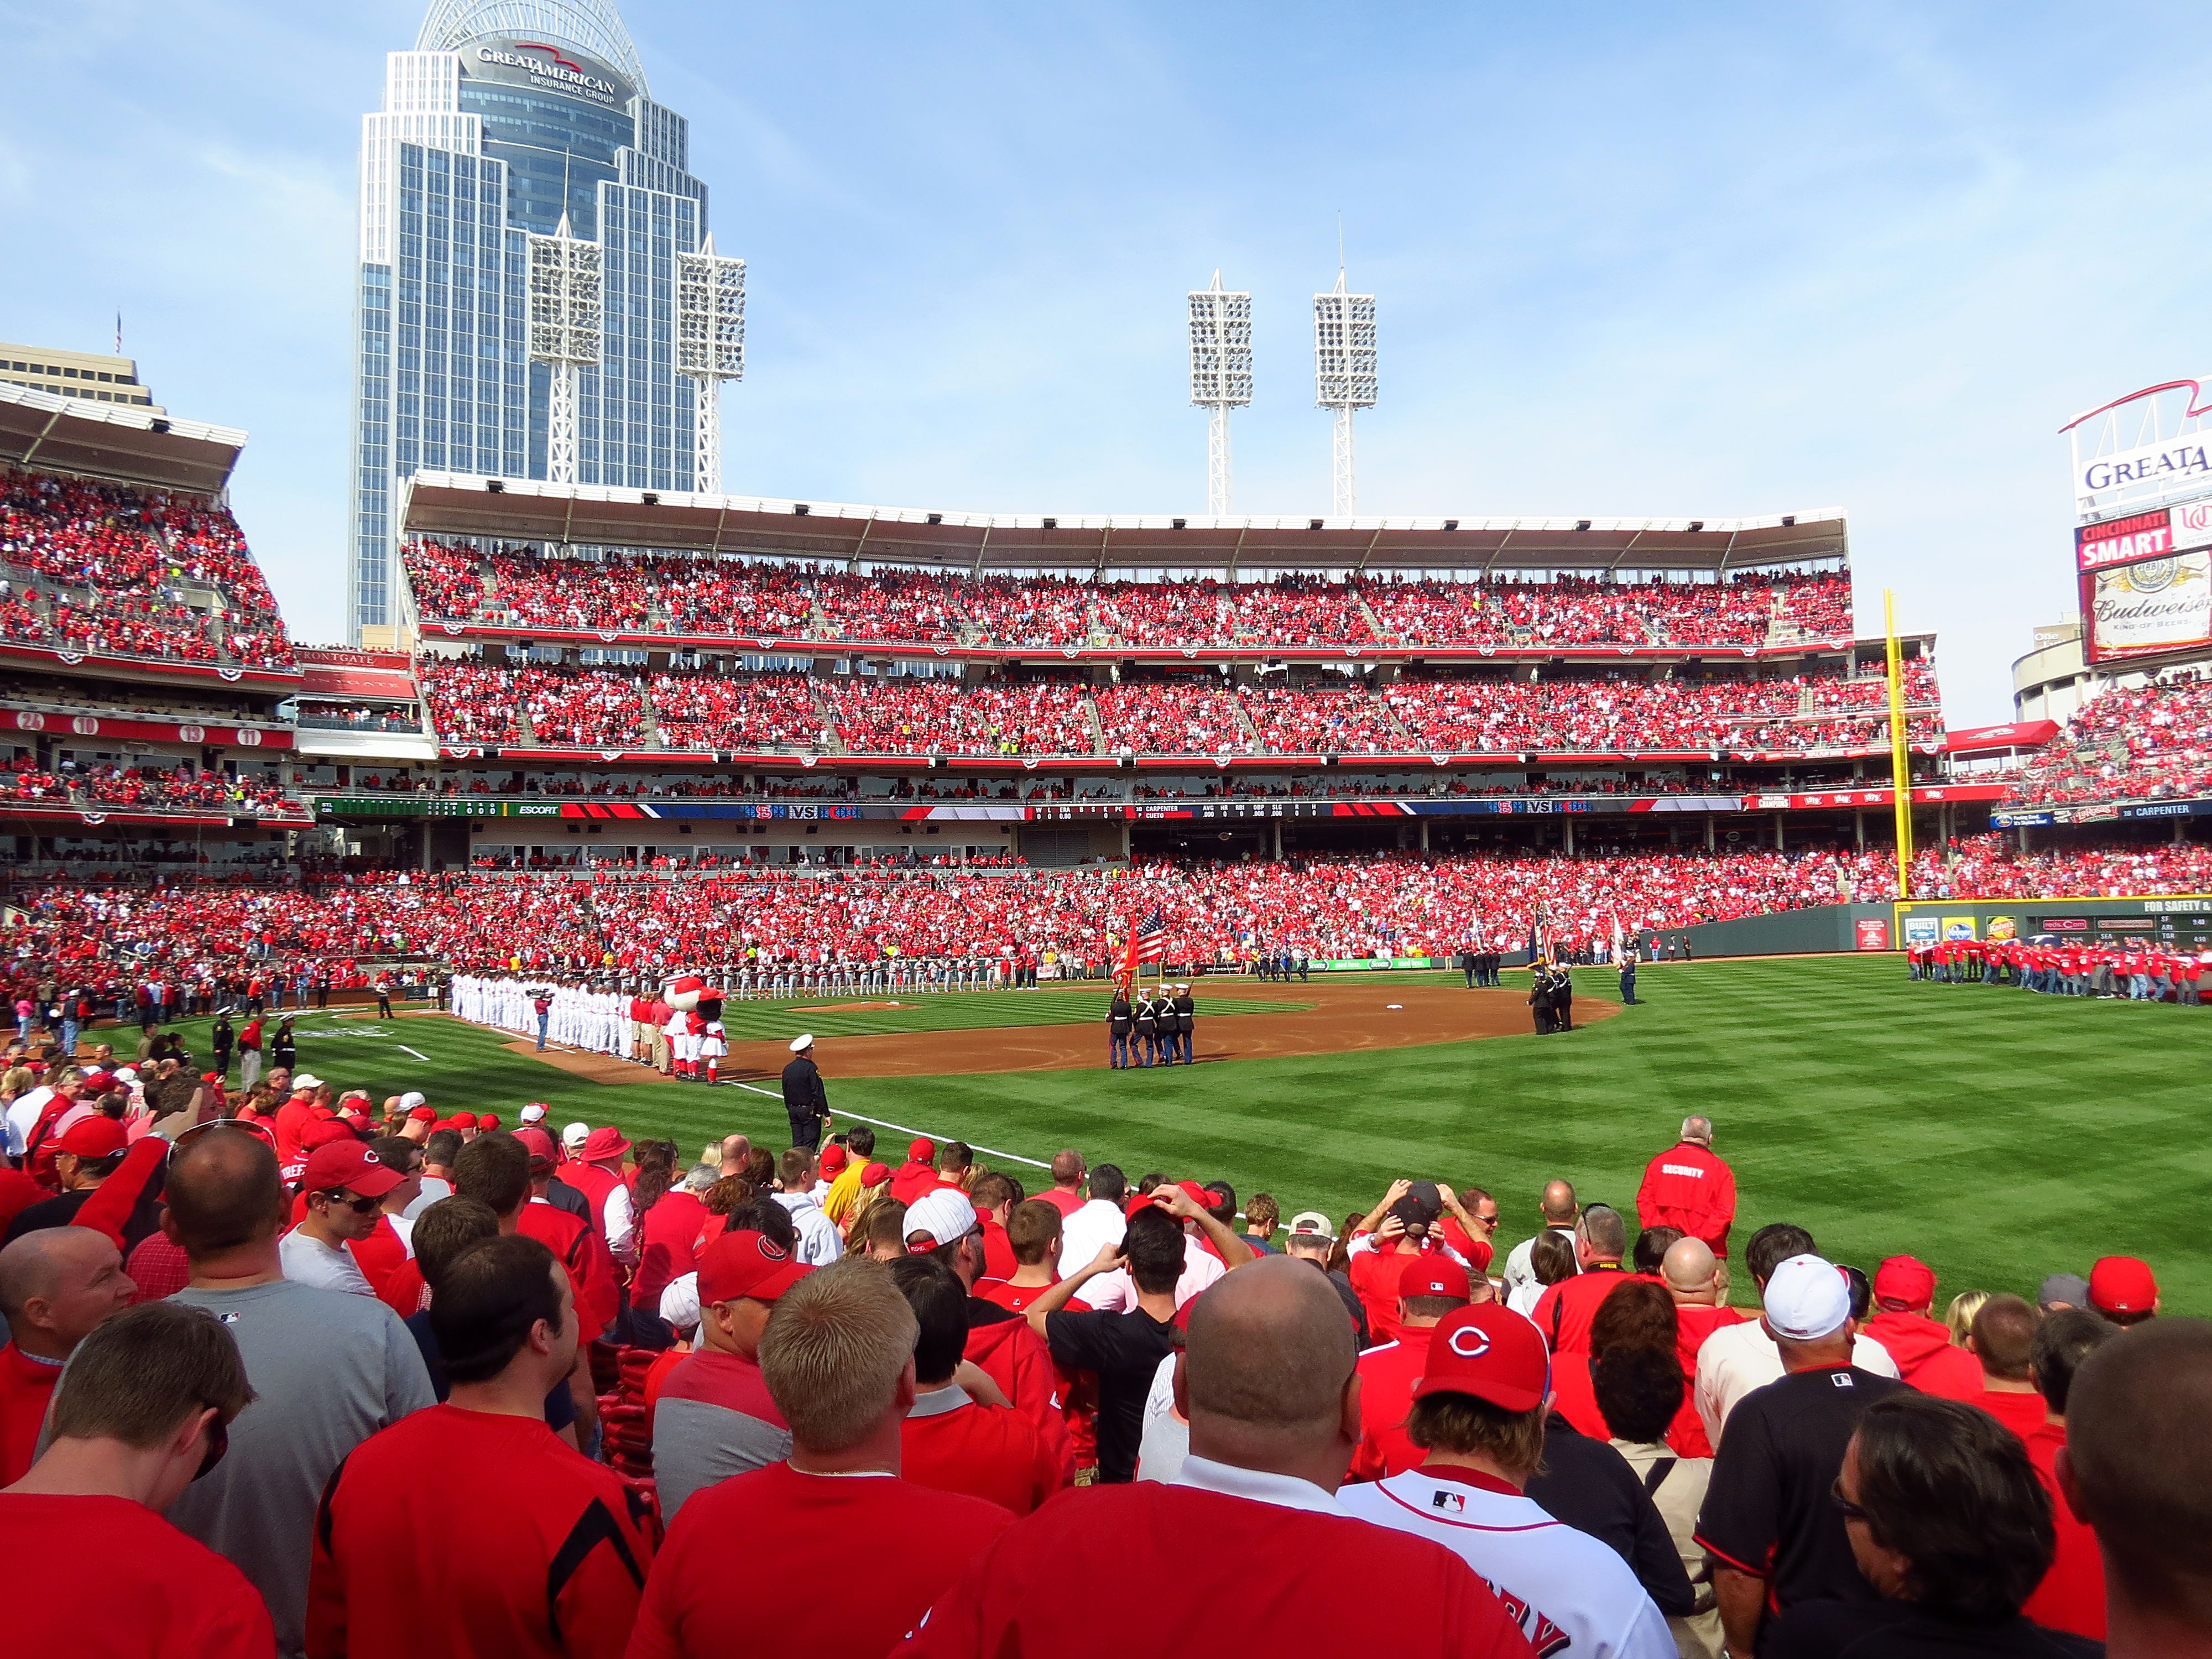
[713,987,1307,1042]
[134,956,2211,1314]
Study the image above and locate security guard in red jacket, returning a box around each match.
[1635,1115,1738,1257]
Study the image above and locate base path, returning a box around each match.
[494,979,1617,1083]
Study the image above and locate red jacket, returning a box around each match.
[962,1305,1074,1483]
[2022,1422,2104,1640]
[1635,1141,1737,1256]
[1527,1265,1660,1358]
[517,1201,620,1339]
[1863,1309,1985,1401]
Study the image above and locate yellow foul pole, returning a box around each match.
[1885,589,1913,899]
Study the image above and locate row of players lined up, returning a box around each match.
[1908,938,2212,1001]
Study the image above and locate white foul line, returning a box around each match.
[397,1045,429,1062]
[724,1081,1051,1171]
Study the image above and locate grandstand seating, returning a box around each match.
[2004,674,2212,805]
[398,539,1856,655]
[12,837,2211,978]
[0,467,294,669]
[1,760,291,816]
[645,671,822,750]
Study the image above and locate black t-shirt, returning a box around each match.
[1042,1305,1178,1484]
[1762,1601,2103,1658]
[1697,1365,1910,1637]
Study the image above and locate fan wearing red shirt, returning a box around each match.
[516,1130,620,1339]
[966,1172,1019,1282]
[1435,1185,1500,1275]
[1349,1256,1477,1481]
[889,1138,940,1206]
[1032,1150,1089,1219]
[1967,1295,2058,1442]
[0,1227,137,1484]
[889,1255,1062,1515]
[1656,1238,1740,1457]
[1528,1203,1653,1357]
[1347,1181,1463,1347]
[894,1257,1537,1658]
[1860,1255,1986,1401]
[309,1234,651,1659]
[2019,1310,2114,1641]
[1633,1117,1736,1257]
[974,1199,1061,1314]
[1,1300,271,1658]
[628,1258,1014,1659]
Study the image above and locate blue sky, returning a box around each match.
[4,1,2205,721]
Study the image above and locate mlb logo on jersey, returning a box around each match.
[1431,1490,1466,1513]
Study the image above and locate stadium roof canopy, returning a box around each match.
[0,382,245,497]
[401,471,1850,578]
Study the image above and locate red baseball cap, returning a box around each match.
[2089,1255,2158,1314]
[1400,1258,1473,1302]
[302,1140,402,1199]
[1124,1192,1158,1220]
[450,1112,480,1130]
[1176,1180,1214,1212]
[515,1127,559,1169]
[408,1105,437,1123]
[820,1144,849,1176]
[908,1138,935,1164]
[581,1126,632,1162]
[55,1117,128,1159]
[478,1113,500,1131]
[1413,1305,1551,1412]
[79,1071,117,1094]
[860,1161,892,1188]
[1873,1255,1937,1312]
[697,1230,812,1305]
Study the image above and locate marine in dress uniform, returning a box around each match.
[1108,991,1133,1069]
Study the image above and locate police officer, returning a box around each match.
[1134,987,1158,1067]
[1171,982,1196,1065]
[1108,987,1133,1068]
[781,1032,830,1150]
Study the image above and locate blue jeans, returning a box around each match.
[536,1011,550,1048]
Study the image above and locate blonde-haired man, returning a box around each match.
[628,1259,1011,1658]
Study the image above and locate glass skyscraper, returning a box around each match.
[350,0,711,637]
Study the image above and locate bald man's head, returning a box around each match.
[1540,1180,1578,1224]
[1662,1237,1719,1301]
[166,1127,284,1259]
[1183,1257,1358,1475]
[1050,1150,1085,1187]
[0,1227,132,1355]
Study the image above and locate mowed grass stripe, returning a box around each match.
[715,988,1309,1041]
[142,955,2212,1313]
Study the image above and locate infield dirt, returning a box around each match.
[502,978,1616,1083]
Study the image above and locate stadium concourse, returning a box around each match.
[8,375,2212,1659]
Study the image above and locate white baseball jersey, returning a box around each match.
[1337,1467,1676,1659]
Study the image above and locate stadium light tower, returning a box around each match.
[526,213,603,486]
[1188,271,1253,516]
[676,232,746,493]
[1313,268,1378,515]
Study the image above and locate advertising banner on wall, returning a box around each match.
[1854,919,1890,951]
[1902,915,1942,946]
[2081,547,2212,662]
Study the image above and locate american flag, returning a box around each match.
[1133,910,1167,963]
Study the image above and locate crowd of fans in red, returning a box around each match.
[9,837,2210,982]
[2004,673,2212,807]
[416,659,1940,758]
[0,469,293,669]
[400,539,1856,654]
[1,760,293,818]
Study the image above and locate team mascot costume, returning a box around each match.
[663,974,728,1084]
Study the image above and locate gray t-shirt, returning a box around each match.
[164,1280,435,1657]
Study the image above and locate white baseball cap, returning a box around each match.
[562,1121,591,1150]
[1288,1210,1334,1235]
[519,1103,547,1124]
[789,1034,814,1053]
[1763,1254,1853,1342]
[903,1189,978,1251]
[398,1092,427,1112]
[291,1073,324,1093]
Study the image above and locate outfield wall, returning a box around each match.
[1891,894,2212,950]
[1673,904,1895,959]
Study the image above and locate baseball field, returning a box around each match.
[143,955,2210,1313]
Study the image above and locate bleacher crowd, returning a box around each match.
[2005,674,2212,807]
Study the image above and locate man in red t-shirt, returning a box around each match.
[889,1139,939,1206]
[894,1257,1537,1658]
[891,1255,1062,1515]
[2020,1308,2114,1640]
[0,1227,136,1483]
[1966,1295,2052,1442]
[1349,1256,1477,1480]
[1033,1150,1089,1219]
[2,1300,270,1657]
[1862,1255,1985,1401]
[272,1074,323,1183]
[1347,1181,1467,1347]
[513,1130,619,1338]
[1527,1203,1651,1357]
[630,1260,1014,1658]
[975,1199,1061,1314]
[1435,1185,1500,1275]
[309,1234,650,1659]
[1634,1115,1737,1256]
[966,1172,1018,1283]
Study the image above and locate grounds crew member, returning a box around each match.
[1107,988,1133,1069]
[1171,983,1196,1065]
[781,1035,829,1151]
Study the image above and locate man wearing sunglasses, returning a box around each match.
[1,1300,269,1656]
[279,1140,404,1298]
